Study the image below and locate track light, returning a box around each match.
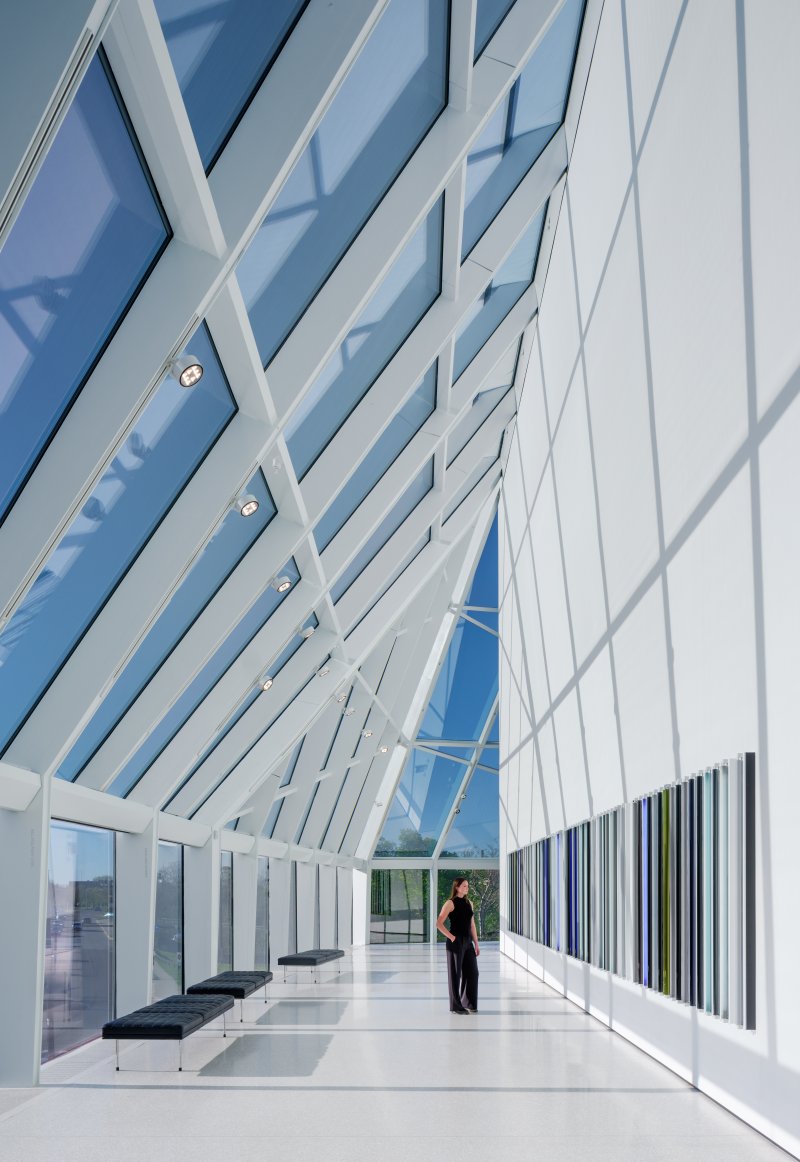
[343,707,355,717]
[362,729,373,738]
[272,575,292,593]
[258,674,273,691]
[378,745,389,754]
[335,692,347,704]
[234,493,260,518]
[298,625,315,640]
[170,353,204,388]
[317,666,330,678]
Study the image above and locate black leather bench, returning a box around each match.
[277,948,345,983]
[102,993,233,1070]
[186,969,273,1020]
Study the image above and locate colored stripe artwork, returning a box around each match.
[506,753,756,1030]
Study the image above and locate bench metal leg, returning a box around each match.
[178,1040,183,1072]
[283,966,287,984]
[223,1010,227,1038]
[115,1040,119,1072]
[264,982,269,1003]
[240,999,244,1023]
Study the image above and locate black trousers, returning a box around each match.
[446,936,479,1011]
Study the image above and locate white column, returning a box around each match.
[318,865,337,948]
[337,868,354,948]
[232,851,257,970]
[268,858,293,963]
[115,812,158,1012]
[295,861,317,951]
[183,832,220,986]
[0,775,51,1085]
[352,869,368,947]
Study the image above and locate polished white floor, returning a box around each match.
[0,944,789,1161]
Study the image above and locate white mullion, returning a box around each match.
[267,0,565,420]
[268,704,345,844]
[299,127,564,525]
[298,638,395,848]
[0,0,382,630]
[132,590,332,810]
[75,514,308,791]
[432,693,499,860]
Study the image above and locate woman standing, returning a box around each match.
[436,877,479,1013]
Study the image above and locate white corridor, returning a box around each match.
[0,945,788,1161]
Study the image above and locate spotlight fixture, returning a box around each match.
[258,674,274,691]
[234,493,260,518]
[317,666,330,678]
[170,353,204,388]
[362,729,373,738]
[298,625,315,640]
[272,575,292,593]
[335,692,347,704]
[343,707,355,717]
[378,745,389,754]
[454,807,461,815]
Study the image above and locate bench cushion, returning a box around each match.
[277,948,345,966]
[102,993,233,1040]
[103,1010,205,1040]
[187,974,265,999]
[144,994,233,1018]
[213,970,273,986]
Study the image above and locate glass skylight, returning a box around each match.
[165,613,318,811]
[262,739,304,838]
[417,619,497,742]
[376,748,466,856]
[286,199,443,480]
[347,531,432,634]
[58,469,275,782]
[463,0,584,256]
[313,364,436,552]
[0,52,170,526]
[330,459,434,604]
[154,0,309,171]
[474,0,516,60]
[238,0,448,367]
[0,324,236,755]
[439,766,499,856]
[454,207,545,381]
[107,557,301,796]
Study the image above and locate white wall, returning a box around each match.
[499,1,800,1155]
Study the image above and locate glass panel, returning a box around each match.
[238,0,448,367]
[443,458,497,524]
[331,460,434,603]
[0,324,236,755]
[346,531,431,634]
[263,738,305,838]
[169,613,319,814]
[453,207,545,381]
[439,769,499,857]
[255,856,270,969]
[474,0,516,59]
[58,470,275,782]
[436,869,500,939]
[108,557,300,797]
[154,0,309,171]
[418,620,497,741]
[313,364,436,551]
[376,748,465,855]
[0,53,170,525]
[463,0,583,256]
[370,868,429,943]
[42,822,114,1062]
[287,200,443,480]
[152,841,183,1000]
[448,339,519,466]
[466,515,498,607]
[218,850,233,972]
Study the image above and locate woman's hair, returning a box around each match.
[450,877,469,902]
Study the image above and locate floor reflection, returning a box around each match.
[200,1033,333,1077]
[258,1001,349,1026]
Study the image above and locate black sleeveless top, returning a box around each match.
[449,896,473,938]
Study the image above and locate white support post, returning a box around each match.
[183,831,220,986]
[352,867,368,947]
[0,776,51,1085]
[318,864,337,948]
[115,810,158,1013]
[337,867,355,948]
[232,850,258,971]
[268,857,293,964]
[295,860,318,951]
